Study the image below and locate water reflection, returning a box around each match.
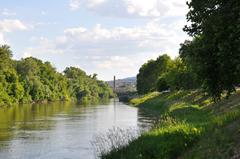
[0,102,73,141]
[0,99,153,159]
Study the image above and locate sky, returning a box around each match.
[0,0,189,80]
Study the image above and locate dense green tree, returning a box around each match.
[0,45,24,105]
[0,45,113,106]
[182,0,240,100]
[161,58,199,91]
[64,67,113,102]
[137,54,172,94]
[156,77,169,92]
[137,55,199,94]
[64,67,88,100]
[15,57,70,102]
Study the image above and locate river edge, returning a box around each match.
[0,96,113,108]
[102,90,240,159]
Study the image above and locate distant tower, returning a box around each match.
[113,75,116,92]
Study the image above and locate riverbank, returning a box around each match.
[102,90,240,159]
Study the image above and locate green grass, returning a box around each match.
[102,90,240,159]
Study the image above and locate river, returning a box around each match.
[0,99,153,159]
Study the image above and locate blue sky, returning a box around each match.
[0,0,189,80]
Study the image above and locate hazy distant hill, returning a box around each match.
[106,77,137,93]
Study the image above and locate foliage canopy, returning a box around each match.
[0,45,113,106]
[181,0,240,100]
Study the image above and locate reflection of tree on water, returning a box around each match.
[0,99,112,149]
[0,102,72,146]
[137,108,156,130]
[113,97,117,125]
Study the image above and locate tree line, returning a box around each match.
[137,55,199,94]
[137,0,240,101]
[0,45,113,106]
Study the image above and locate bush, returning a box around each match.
[157,77,169,92]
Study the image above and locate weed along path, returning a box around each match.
[0,99,153,159]
[102,91,240,159]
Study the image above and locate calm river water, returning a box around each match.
[0,99,153,159]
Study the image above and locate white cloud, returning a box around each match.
[69,0,107,11]
[58,19,187,57]
[23,37,64,58]
[23,19,188,79]
[69,0,81,11]
[41,11,47,15]
[64,27,87,34]
[96,55,142,74]
[1,9,16,16]
[69,0,188,18]
[0,19,28,45]
[0,19,27,32]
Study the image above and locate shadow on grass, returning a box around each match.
[102,120,201,159]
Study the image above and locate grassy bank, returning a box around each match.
[102,90,240,159]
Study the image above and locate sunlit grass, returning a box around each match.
[101,90,240,159]
[130,92,160,106]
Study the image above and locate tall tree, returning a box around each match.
[160,57,199,91]
[0,45,24,105]
[181,0,240,100]
[137,54,172,94]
